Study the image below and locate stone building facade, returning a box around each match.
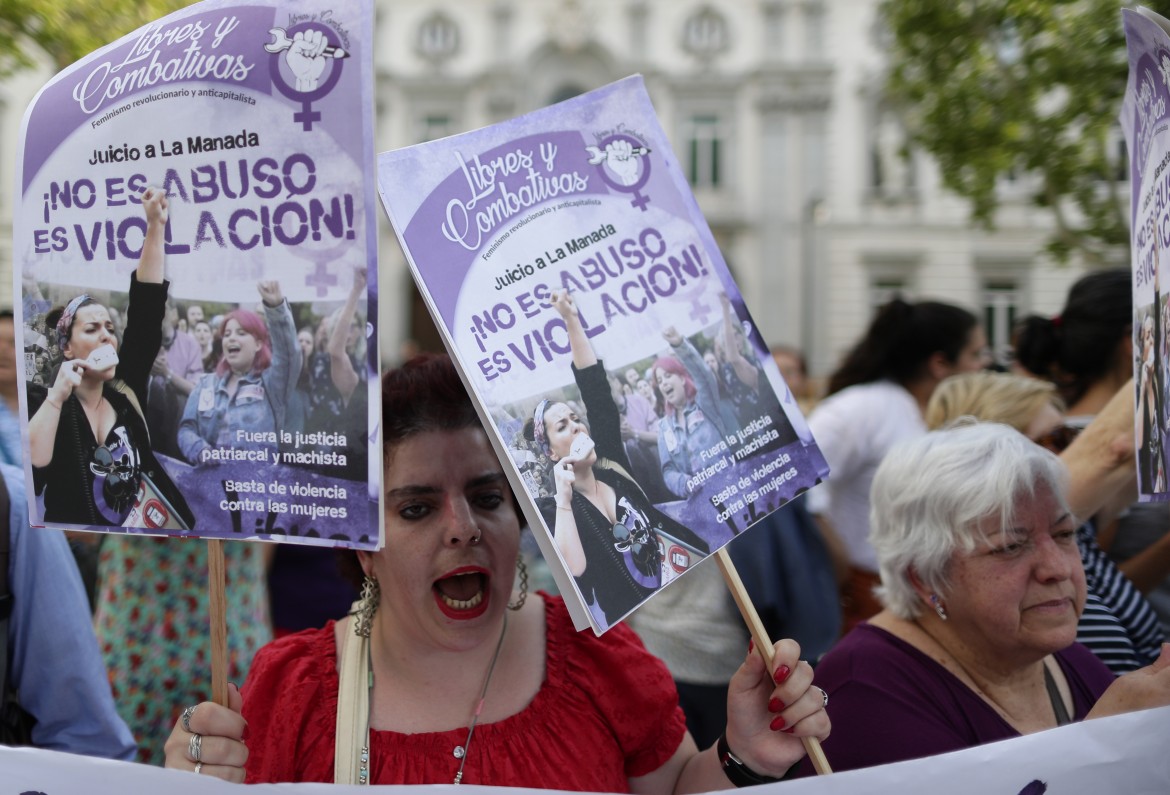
[1,0,1107,375]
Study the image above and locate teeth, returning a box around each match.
[440,591,483,610]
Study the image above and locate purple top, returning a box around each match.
[796,623,1116,776]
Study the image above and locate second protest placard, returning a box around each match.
[378,76,829,633]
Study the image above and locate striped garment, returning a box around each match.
[1076,521,1165,674]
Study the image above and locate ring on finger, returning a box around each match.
[189,732,203,763]
[195,762,203,775]
[818,686,829,708]
[181,704,197,734]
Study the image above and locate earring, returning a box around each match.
[929,593,948,622]
[354,575,379,637]
[508,557,529,611]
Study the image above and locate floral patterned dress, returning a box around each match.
[94,535,271,764]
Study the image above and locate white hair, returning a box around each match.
[869,421,1071,619]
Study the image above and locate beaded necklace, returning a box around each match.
[359,614,509,785]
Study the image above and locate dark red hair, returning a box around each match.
[652,355,697,406]
[215,309,272,377]
[382,353,481,449]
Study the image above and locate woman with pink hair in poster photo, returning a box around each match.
[177,280,300,466]
[651,324,740,500]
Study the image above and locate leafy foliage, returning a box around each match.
[882,0,1170,262]
[0,0,190,73]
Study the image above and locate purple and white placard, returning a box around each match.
[378,76,828,633]
[1123,8,1170,503]
[13,0,381,548]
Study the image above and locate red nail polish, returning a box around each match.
[748,638,755,654]
[782,727,796,734]
[768,697,784,713]
[770,715,786,731]
[773,664,791,684]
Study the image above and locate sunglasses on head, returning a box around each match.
[611,521,660,577]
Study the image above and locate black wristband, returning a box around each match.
[717,732,780,787]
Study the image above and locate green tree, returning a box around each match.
[0,0,190,74]
[882,0,1170,263]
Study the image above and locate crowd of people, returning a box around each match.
[21,257,369,485]
[6,219,1170,787]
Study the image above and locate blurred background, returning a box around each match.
[0,0,1146,385]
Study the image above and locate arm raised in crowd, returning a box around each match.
[326,267,366,404]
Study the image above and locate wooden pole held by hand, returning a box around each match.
[715,548,832,776]
[208,539,229,707]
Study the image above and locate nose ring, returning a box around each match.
[468,532,481,546]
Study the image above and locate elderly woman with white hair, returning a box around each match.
[794,422,1170,775]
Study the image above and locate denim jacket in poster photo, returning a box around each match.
[177,300,300,464]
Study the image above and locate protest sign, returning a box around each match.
[378,76,829,633]
[12,0,381,548]
[5,705,1170,792]
[1123,7,1170,502]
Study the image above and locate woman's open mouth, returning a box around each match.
[433,566,490,619]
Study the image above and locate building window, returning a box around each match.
[982,280,1020,367]
[684,114,724,189]
[416,12,460,64]
[1109,125,1129,182]
[418,113,453,143]
[870,109,912,196]
[682,6,729,59]
[803,0,826,58]
[548,85,586,106]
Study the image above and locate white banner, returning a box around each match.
[4,706,1170,794]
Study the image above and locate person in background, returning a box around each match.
[286,324,317,442]
[299,268,368,481]
[0,310,23,465]
[178,282,300,465]
[709,292,765,428]
[606,371,671,503]
[771,344,815,414]
[297,326,315,367]
[635,376,657,406]
[797,423,1170,776]
[1016,270,1134,419]
[2,463,137,759]
[1016,270,1170,635]
[926,371,1164,673]
[191,320,216,374]
[651,325,740,499]
[186,304,204,330]
[163,353,829,786]
[147,298,205,459]
[805,298,987,634]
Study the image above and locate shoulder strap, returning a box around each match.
[110,379,150,443]
[595,457,644,498]
[1043,662,1072,726]
[334,607,370,785]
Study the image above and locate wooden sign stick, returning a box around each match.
[208,539,230,708]
[715,548,832,776]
